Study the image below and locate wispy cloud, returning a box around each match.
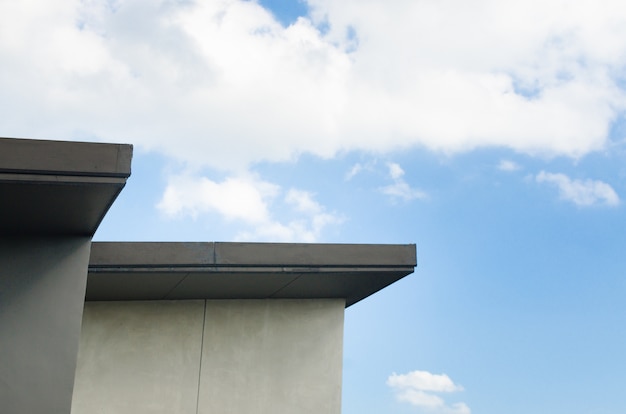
[388,370,470,414]
[380,162,428,202]
[536,171,620,207]
[345,163,364,181]
[345,161,379,180]
[498,159,521,172]
[157,173,342,241]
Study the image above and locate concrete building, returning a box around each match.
[0,137,416,414]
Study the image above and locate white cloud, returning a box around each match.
[345,161,379,180]
[1,0,626,170]
[381,181,428,202]
[388,370,470,414]
[388,162,405,180]
[285,189,322,214]
[380,162,428,201]
[388,370,464,393]
[498,160,521,172]
[345,163,363,181]
[157,173,342,241]
[157,173,278,222]
[536,171,620,206]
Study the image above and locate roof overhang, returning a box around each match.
[88,242,417,307]
[0,137,132,236]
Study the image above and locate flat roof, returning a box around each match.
[0,137,132,235]
[88,242,417,307]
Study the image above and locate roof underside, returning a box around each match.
[0,137,132,236]
[88,242,417,307]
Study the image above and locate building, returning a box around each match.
[0,137,416,414]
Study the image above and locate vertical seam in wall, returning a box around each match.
[195,300,207,414]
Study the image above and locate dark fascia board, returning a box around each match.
[88,242,417,307]
[0,137,132,236]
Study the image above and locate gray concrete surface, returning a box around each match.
[198,299,345,414]
[0,236,92,414]
[71,301,205,414]
[0,136,134,413]
[71,299,345,414]
[87,242,416,306]
[0,137,132,236]
[0,136,412,414]
[0,137,132,177]
[90,241,416,267]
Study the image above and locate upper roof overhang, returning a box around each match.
[88,242,417,307]
[0,137,132,236]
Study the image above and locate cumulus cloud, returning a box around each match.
[380,162,428,201]
[157,173,278,222]
[2,0,626,171]
[4,0,626,229]
[536,171,620,206]
[157,173,342,241]
[388,370,470,414]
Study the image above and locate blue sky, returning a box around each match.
[2,0,626,413]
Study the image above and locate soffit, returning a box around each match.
[0,137,132,236]
[88,242,417,307]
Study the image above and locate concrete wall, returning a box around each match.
[0,236,92,414]
[71,301,204,414]
[72,299,345,414]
